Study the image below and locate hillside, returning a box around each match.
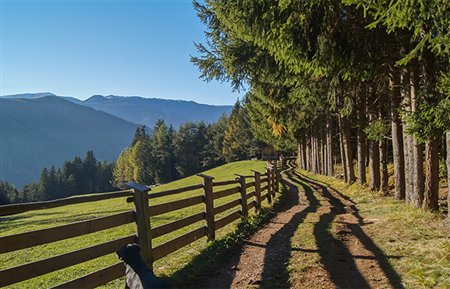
[80,95,232,127]
[0,160,268,289]
[0,96,138,187]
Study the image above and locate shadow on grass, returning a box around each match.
[294,171,404,289]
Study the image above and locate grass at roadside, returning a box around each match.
[0,160,268,289]
[296,169,450,289]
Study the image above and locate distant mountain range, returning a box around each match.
[2,92,232,127]
[0,93,232,187]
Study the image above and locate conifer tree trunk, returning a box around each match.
[297,141,302,169]
[342,117,356,183]
[422,49,439,211]
[379,138,389,194]
[423,138,439,211]
[339,117,348,183]
[409,60,424,207]
[368,86,380,190]
[446,130,450,218]
[357,87,367,185]
[326,115,334,176]
[306,131,312,171]
[302,135,307,170]
[390,68,406,199]
[402,68,413,203]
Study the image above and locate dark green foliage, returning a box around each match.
[0,150,115,204]
[365,120,390,142]
[202,115,229,168]
[222,100,262,162]
[175,121,208,177]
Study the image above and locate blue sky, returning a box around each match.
[0,0,244,105]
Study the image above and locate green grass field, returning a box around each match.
[0,160,269,289]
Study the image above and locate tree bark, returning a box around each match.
[306,130,312,171]
[339,117,348,183]
[446,131,450,218]
[357,87,367,185]
[402,67,413,203]
[368,140,380,190]
[302,135,307,170]
[409,60,424,207]
[326,115,334,176]
[379,138,389,194]
[390,68,406,199]
[342,116,356,183]
[297,141,302,169]
[423,138,440,211]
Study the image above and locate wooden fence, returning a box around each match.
[0,163,283,288]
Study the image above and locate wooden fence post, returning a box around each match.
[266,168,272,204]
[275,168,280,193]
[126,182,153,270]
[236,175,249,217]
[197,174,215,242]
[252,170,262,211]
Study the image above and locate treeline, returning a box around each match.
[193,1,449,215]
[0,102,263,204]
[113,102,262,188]
[0,151,114,204]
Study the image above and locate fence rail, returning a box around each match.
[0,161,285,288]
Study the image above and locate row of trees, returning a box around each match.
[193,0,449,214]
[113,104,262,187]
[0,151,114,204]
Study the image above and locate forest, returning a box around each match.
[0,100,263,204]
[191,0,450,215]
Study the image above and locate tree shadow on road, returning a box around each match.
[294,171,404,289]
[258,172,320,288]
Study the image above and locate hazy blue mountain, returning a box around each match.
[1,92,56,99]
[79,95,232,127]
[0,96,138,187]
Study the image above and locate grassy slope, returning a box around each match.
[295,169,450,289]
[0,160,267,289]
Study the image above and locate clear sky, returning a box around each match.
[0,0,243,105]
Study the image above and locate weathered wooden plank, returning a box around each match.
[212,179,239,186]
[246,191,256,200]
[213,187,239,200]
[149,195,204,216]
[260,177,268,183]
[261,193,268,202]
[0,235,136,287]
[0,210,135,254]
[245,181,255,189]
[0,190,134,217]
[51,262,125,289]
[215,211,242,230]
[153,227,206,261]
[248,200,256,210]
[151,212,205,238]
[148,184,204,199]
[213,199,240,215]
[260,185,268,192]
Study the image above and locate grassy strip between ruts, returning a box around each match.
[296,169,450,289]
[0,160,273,289]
